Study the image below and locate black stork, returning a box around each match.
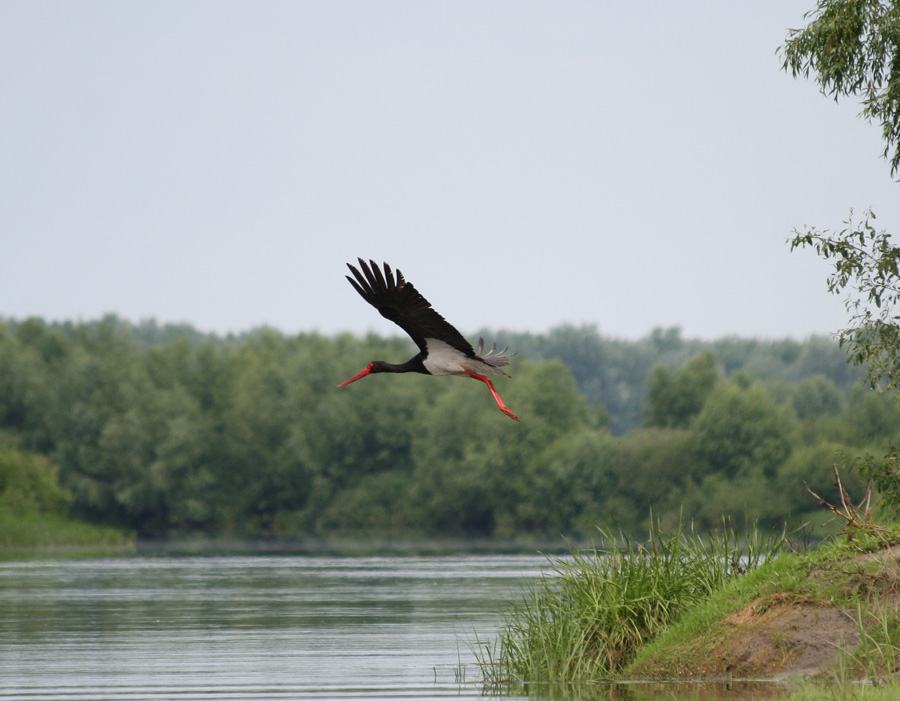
[338,258,520,421]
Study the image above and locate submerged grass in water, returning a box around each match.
[476,522,785,691]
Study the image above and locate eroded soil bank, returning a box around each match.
[630,542,900,681]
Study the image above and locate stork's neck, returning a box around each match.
[377,354,428,375]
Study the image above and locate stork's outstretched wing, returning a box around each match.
[345,258,475,357]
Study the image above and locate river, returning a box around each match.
[0,552,784,700]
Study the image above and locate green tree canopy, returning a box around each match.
[0,439,71,516]
[0,315,879,539]
[644,351,719,429]
[693,381,799,480]
[790,375,845,420]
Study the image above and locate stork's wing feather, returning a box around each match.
[346,258,475,356]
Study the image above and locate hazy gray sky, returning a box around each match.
[3,2,898,341]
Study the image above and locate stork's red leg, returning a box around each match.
[464,371,520,421]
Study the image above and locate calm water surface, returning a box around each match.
[0,553,785,700]
[0,554,550,700]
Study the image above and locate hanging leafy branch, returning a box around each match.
[790,210,900,395]
[781,0,900,175]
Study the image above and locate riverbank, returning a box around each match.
[0,439,135,560]
[0,511,134,561]
[480,517,900,697]
[628,525,900,682]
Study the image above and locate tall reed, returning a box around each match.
[476,521,784,691]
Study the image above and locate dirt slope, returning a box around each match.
[705,593,859,679]
[630,543,900,681]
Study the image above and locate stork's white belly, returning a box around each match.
[422,338,483,376]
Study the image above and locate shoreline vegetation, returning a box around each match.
[476,521,786,689]
[0,514,134,561]
[477,503,900,699]
[0,439,134,560]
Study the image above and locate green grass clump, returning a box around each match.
[476,522,784,690]
[838,606,900,686]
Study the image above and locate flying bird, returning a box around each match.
[338,258,520,421]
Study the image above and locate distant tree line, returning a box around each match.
[495,325,862,434]
[0,315,893,541]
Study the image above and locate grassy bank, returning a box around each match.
[0,439,134,560]
[477,520,900,698]
[475,522,784,690]
[628,524,900,681]
[0,511,134,560]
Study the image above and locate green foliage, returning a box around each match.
[856,446,900,517]
[513,428,617,537]
[500,324,861,434]
[781,0,900,174]
[777,442,864,509]
[592,428,696,531]
[693,381,800,480]
[0,439,132,551]
[0,315,887,540]
[846,606,900,683]
[644,351,719,429]
[784,2,900,522]
[791,212,900,396]
[626,527,900,687]
[0,511,131,552]
[789,215,900,517]
[0,439,71,516]
[477,522,784,688]
[403,360,597,539]
[791,374,846,420]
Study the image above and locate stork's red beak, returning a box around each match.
[337,364,373,387]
